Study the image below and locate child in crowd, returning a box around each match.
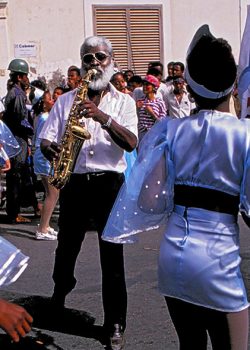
[110,72,132,95]
[52,86,64,102]
[33,91,59,240]
[127,75,143,93]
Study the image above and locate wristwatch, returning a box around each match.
[101,115,112,129]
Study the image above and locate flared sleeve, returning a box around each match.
[0,236,29,286]
[102,118,174,243]
[0,120,20,158]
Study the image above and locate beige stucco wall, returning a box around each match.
[0,0,249,96]
[5,0,85,80]
[170,0,239,61]
[0,0,86,95]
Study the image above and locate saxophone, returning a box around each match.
[49,68,97,189]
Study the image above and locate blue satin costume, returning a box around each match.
[0,120,20,159]
[102,110,250,312]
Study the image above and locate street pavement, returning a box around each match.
[0,205,249,349]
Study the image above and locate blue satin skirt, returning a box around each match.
[158,205,249,312]
[33,147,51,176]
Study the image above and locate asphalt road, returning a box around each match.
[0,206,249,350]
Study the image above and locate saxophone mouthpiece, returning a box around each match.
[83,69,97,84]
[91,68,97,76]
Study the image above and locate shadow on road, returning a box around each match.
[0,332,64,350]
[3,295,109,349]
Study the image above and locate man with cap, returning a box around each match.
[3,58,35,224]
[164,75,196,118]
[137,74,166,147]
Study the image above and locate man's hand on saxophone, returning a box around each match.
[82,99,137,152]
[81,99,108,122]
[40,139,62,162]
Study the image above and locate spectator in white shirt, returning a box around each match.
[173,61,185,78]
[166,76,196,118]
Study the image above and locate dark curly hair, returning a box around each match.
[32,90,50,116]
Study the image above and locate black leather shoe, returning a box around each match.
[104,324,125,350]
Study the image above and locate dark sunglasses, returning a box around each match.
[82,51,110,64]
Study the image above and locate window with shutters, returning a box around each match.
[93,5,163,76]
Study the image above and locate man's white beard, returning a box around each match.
[82,62,115,91]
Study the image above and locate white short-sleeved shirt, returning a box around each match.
[166,87,196,118]
[39,83,138,174]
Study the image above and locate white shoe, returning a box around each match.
[36,225,58,237]
[36,231,57,240]
[47,227,58,236]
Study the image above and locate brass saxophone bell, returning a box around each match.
[71,125,91,140]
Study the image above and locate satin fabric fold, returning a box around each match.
[0,120,20,159]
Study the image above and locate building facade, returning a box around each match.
[0,0,249,96]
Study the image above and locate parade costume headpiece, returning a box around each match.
[185,25,234,99]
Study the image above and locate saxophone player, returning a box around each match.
[40,36,138,350]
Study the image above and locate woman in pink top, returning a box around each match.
[137,74,166,147]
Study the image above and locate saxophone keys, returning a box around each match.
[79,108,88,116]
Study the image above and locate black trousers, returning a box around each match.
[53,171,127,329]
[6,137,38,220]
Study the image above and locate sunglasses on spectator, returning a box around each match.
[82,51,110,64]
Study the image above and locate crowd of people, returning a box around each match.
[0,44,207,234]
[0,26,248,350]
[0,61,87,236]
